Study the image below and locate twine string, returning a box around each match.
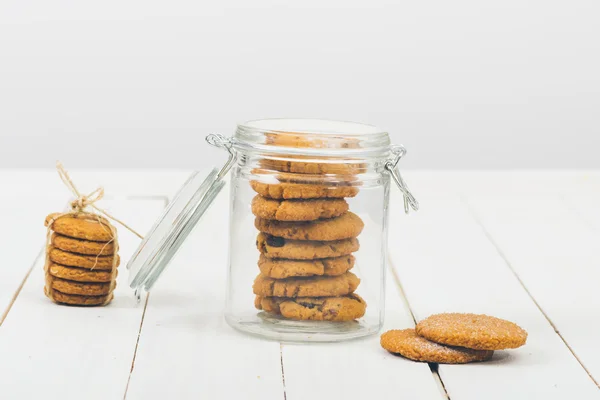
[54,162,144,239]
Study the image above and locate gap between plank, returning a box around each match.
[0,248,45,327]
[387,256,451,400]
[280,344,287,400]
[123,293,151,400]
[123,195,169,399]
[461,195,600,390]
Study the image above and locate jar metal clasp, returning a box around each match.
[206,134,237,179]
[385,145,419,214]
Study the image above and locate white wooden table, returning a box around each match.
[0,169,599,400]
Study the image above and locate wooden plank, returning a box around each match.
[0,192,66,322]
[0,198,165,400]
[388,188,600,399]
[281,275,445,400]
[466,190,600,388]
[125,186,285,400]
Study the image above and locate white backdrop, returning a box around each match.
[0,0,598,169]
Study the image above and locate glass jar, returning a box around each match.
[127,118,417,343]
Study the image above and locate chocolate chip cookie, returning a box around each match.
[250,180,359,200]
[258,254,354,279]
[255,212,363,241]
[253,272,360,297]
[251,195,348,221]
[255,293,366,321]
[257,233,359,260]
[260,132,364,175]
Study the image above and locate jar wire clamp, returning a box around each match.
[385,145,419,214]
[206,134,237,179]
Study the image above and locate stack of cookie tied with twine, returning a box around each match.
[45,213,119,306]
[380,313,528,364]
[251,134,367,322]
[43,163,142,306]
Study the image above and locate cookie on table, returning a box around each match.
[48,263,116,283]
[251,195,349,221]
[257,233,359,260]
[48,247,120,270]
[250,180,359,200]
[51,233,115,256]
[416,313,528,350]
[253,272,360,298]
[49,276,115,296]
[45,213,115,242]
[380,329,494,364]
[255,212,364,241]
[45,287,113,306]
[258,254,354,279]
[255,293,367,321]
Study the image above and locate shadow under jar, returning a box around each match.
[222,119,417,342]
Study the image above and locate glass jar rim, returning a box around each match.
[234,118,392,158]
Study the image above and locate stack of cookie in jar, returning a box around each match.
[251,155,367,322]
[44,213,119,306]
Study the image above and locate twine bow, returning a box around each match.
[54,162,143,239]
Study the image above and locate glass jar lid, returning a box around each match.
[234,118,392,158]
[126,135,235,295]
[126,168,225,295]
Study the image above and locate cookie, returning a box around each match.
[45,287,113,306]
[416,313,528,350]
[257,233,359,260]
[253,168,359,185]
[259,156,364,176]
[253,272,360,297]
[260,131,364,175]
[255,212,363,241]
[51,233,115,256]
[380,329,494,364]
[258,254,354,279]
[251,195,349,221]
[50,276,114,296]
[48,263,116,283]
[264,131,360,149]
[255,293,367,321]
[45,213,115,242]
[48,247,120,270]
[250,180,359,200]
